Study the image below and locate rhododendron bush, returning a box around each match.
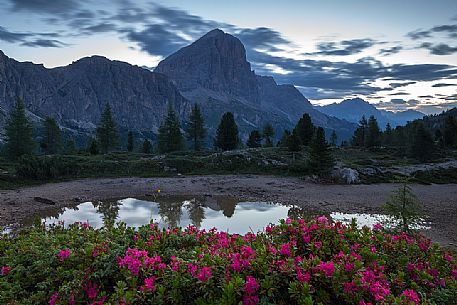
[0,217,456,304]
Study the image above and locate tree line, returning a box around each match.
[3,98,336,175]
[349,113,457,161]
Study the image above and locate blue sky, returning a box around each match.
[0,0,456,113]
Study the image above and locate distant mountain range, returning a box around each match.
[7,29,433,146]
[316,98,425,129]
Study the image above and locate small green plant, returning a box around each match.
[382,179,424,232]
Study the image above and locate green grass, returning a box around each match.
[1,147,456,189]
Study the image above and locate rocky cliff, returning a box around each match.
[156,29,356,140]
[0,50,191,137]
[0,29,357,144]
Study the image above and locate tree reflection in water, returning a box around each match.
[158,200,183,228]
[93,200,121,227]
[186,199,205,228]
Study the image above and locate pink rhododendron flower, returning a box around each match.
[279,243,291,257]
[345,262,355,272]
[372,223,383,231]
[343,281,357,294]
[69,294,75,305]
[49,292,58,305]
[58,249,71,261]
[268,245,277,255]
[241,246,255,259]
[317,215,328,224]
[243,276,260,305]
[296,268,310,283]
[319,261,335,277]
[197,267,212,282]
[144,276,156,291]
[85,283,98,299]
[451,269,457,279]
[1,266,11,275]
[401,289,420,304]
[188,263,197,276]
[302,234,311,243]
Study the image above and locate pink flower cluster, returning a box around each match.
[197,267,212,282]
[243,276,259,305]
[1,265,11,275]
[58,249,71,261]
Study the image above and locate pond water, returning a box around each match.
[4,196,430,235]
[43,197,291,234]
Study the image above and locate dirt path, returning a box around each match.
[1,175,456,246]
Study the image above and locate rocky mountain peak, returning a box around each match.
[155,28,259,105]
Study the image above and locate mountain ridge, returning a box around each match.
[0,29,357,144]
[316,98,424,128]
[155,28,356,139]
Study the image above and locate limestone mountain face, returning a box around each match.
[0,50,191,137]
[155,29,260,107]
[0,28,357,144]
[156,29,356,140]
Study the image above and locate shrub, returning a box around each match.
[16,155,80,180]
[0,217,455,304]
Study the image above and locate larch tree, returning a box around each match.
[5,97,34,159]
[294,113,314,146]
[215,112,239,151]
[158,105,183,153]
[309,127,334,176]
[366,115,381,148]
[142,139,152,154]
[96,103,119,154]
[262,123,274,147]
[186,104,206,151]
[330,130,337,147]
[246,130,262,148]
[127,131,134,152]
[41,117,61,154]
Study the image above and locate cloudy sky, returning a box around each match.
[1,0,456,114]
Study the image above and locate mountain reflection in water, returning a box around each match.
[43,196,290,234]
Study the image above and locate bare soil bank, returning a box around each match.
[1,175,456,246]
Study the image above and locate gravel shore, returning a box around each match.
[1,175,456,246]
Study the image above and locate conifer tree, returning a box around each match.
[443,115,457,148]
[88,138,99,155]
[383,123,393,146]
[262,123,274,147]
[409,122,435,162]
[278,130,291,148]
[366,115,381,148]
[215,112,239,151]
[158,105,183,153]
[309,127,334,175]
[5,97,34,159]
[127,131,134,152]
[96,103,119,154]
[142,139,152,154]
[287,129,301,152]
[63,137,77,155]
[351,116,368,147]
[383,180,423,233]
[246,130,262,148]
[186,104,206,151]
[294,113,314,146]
[41,117,61,154]
[330,130,337,146]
